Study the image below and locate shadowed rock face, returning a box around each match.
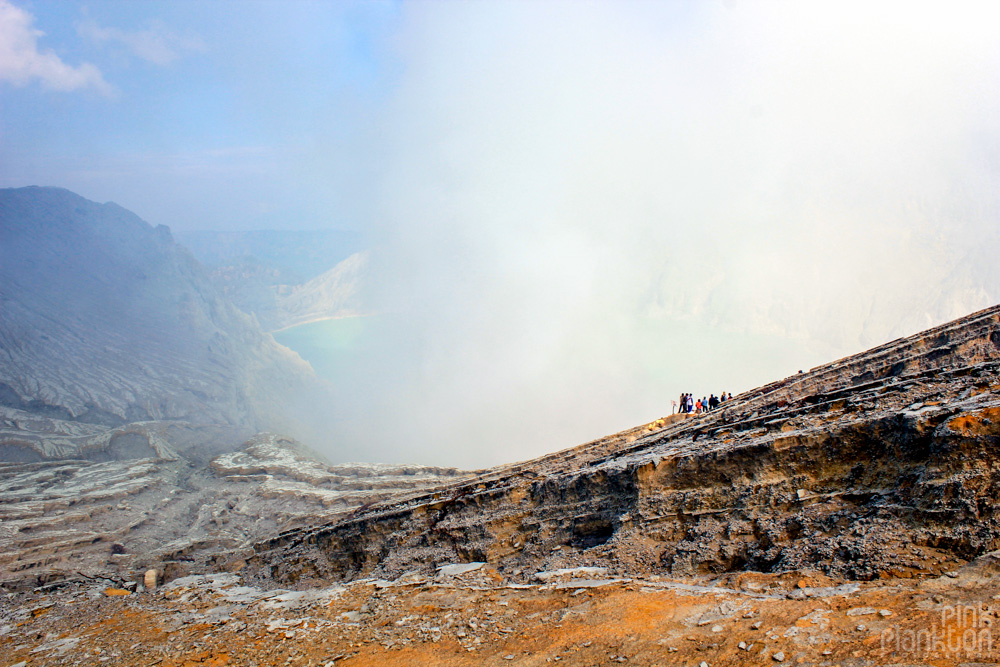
[0,186,325,459]
[248,305,1000,586]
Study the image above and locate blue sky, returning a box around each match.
[1,0,400,230]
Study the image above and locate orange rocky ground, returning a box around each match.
[5,559,1000,667]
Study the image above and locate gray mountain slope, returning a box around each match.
[260,251,367,331]
[192,249,367,332]
[175,230,368,332]
[0,189,471,591]
[0,187,323,447]
[175,229,364,284]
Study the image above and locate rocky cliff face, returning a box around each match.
[248,304,1000,586]
[0,186,325,459]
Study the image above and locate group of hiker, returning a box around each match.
[674,391,732,414]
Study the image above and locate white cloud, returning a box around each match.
[77,17,205,66]
[0,0,112,94]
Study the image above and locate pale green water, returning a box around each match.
[273,316,371,381]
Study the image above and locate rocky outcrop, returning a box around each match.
[247,305,1000,586]
[0,406,187,461]
[0,431,470,590]
[0,186,327,459]
[0,186,467,591]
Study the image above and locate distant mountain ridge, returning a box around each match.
[0,186,325,452]
[259,251,368,331]
[175,229,364,284]
[176,229,367,332]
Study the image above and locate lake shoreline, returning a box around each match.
[268,312,374,335]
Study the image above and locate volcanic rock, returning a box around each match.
[0,431,469,591]
[247,304,1000,586]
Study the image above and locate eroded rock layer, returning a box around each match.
[248,305,1000,586]
[0,432,470,591]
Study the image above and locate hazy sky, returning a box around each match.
[3,1,1000,466]
[1,0,397,230]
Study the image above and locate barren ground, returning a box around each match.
[5,561,1000,667]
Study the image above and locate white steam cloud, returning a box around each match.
[312,1,1000,468]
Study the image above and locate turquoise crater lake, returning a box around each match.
[272,316,372,382]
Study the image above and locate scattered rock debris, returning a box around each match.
[4,564,1000,666]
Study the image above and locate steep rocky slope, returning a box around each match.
[0,186,326,458]
[0,186,473,598]
[248,304,1000,586]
